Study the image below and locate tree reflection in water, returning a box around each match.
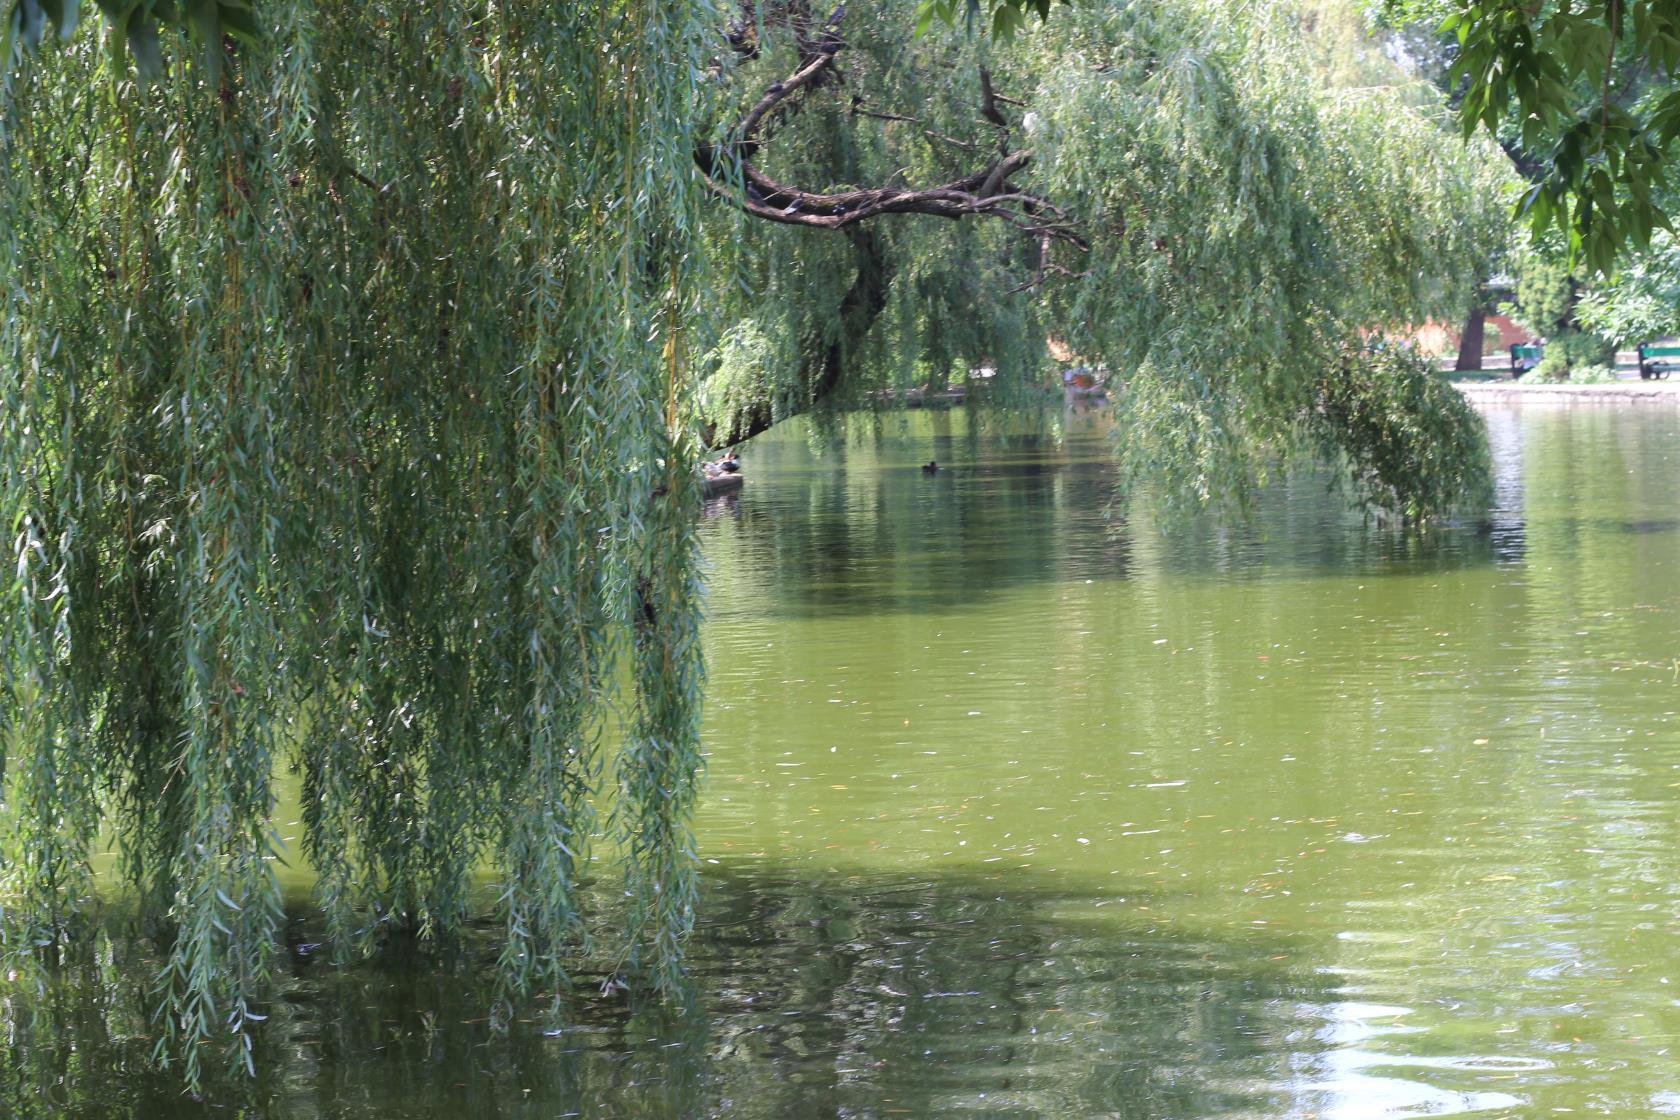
[0,868,1328,1118]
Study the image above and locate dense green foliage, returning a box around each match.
[1531,331,1617,382]
[3,0,712,1083]
[1572,164,1680,348]
[1577,232,1680,343]
[1376,2,1680,373]
[712,0,1514,516]
[1510,253,1577,336]
[1380,0,1680,274]
[1501,253,1611,381]
[2,0,257,86]
[1312,344,1492,516]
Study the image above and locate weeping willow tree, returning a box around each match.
[698,0,1518,517]
[3,0,1516,1089]
[2,0,714,1082]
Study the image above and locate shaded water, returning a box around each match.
[8,402,1680,1117]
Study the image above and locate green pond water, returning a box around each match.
[8,401,1680,1118]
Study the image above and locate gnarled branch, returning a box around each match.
[699,6,1089,252]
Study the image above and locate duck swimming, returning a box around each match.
[921,460,938,474]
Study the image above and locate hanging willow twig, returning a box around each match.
[1,0,716,1086]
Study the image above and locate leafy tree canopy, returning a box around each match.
[1577,232,1680,342]
[952,0,1680,272]
[3,0,712,1085]
[2,0,256,84]
[1377,0,1680,274]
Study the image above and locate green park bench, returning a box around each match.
[1509,343,1542,379]
[1638,343,1680,381]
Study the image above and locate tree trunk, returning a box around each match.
[1455,307,1485,372]
[710,226,893,448]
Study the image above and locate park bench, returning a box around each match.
[1638,343,1680,381]
[1509,343,1542,379]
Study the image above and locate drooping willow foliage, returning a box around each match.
[702,0,1517,517]
[3,0,714,1081]
[1031,0,1512,517]
[3,0,1516,1088]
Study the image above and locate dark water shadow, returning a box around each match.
[707,444,1138,621]
[1610,518,1680,535]
[0,867,1333,1119]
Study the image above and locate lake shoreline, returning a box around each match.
[1452,379,1680,404]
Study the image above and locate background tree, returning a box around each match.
[1501,248,1618,380]
[1378,0,1680,274]
[703,0,1517,515]
[1577,231,1680,344]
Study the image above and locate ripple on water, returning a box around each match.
[1285,1003,1543,1118]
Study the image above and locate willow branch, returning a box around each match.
[699,22,1090,253]
[1009,232,1092,292]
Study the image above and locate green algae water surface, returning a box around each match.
[8,402,1680,1118]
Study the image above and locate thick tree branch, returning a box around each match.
[978,67,1012,129]
[739,47,842,143]
[698,9,1089,252]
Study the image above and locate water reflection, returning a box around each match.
[712,408,1527,627]
[10,402,1680,1116]
[1291,1003,1530,1118]
[697,403,1680,1117]
[691,869,1322,1118]
[4,872,1338,1119]
[712,421,1135,619]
